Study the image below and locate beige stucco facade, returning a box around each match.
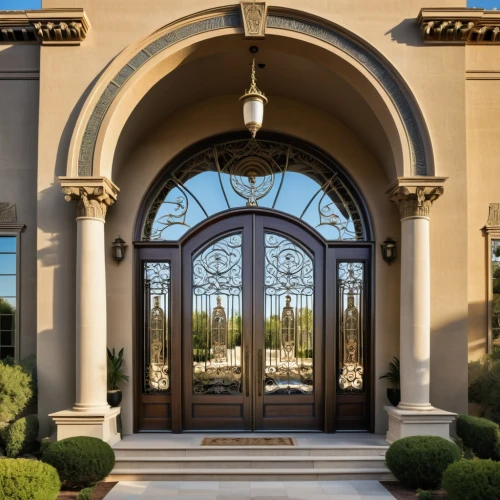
[1,0,498,440]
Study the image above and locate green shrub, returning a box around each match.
[469,348,500,423]
[77,487,94,500]
[416,490,433,500]
[19,355,38,404]
[442,459,500,500]
[385,436,460,489]
[456,414,500,460]
[0,458,61,500]
[3,414,39,457]
[40,436,54,454]
[42,436,115,489]
[0,362,32,427]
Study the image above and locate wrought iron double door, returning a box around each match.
[182,214,324,430]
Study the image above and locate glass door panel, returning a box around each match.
[192,233,243,395]
[263,232,314,395]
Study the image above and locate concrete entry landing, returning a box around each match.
[110,433,392,482]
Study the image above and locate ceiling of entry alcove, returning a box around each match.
[113,34,395,176]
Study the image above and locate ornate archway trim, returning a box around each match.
[77,6,428,177]
[266,13,426,176]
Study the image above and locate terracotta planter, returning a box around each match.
[387,388,401,407]
[107,390,122,408]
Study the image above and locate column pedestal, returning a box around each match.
[52,177,121,445]
[50,407,121,446]
[385,179,455,443]
[385,406,456,444]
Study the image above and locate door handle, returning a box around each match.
[258,349,263,397]
[245,344,250,397]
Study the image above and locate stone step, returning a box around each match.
[107,467,394,482]
[113,455,386,470]
[113,446,388,458]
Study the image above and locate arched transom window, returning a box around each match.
[142,138,366,241]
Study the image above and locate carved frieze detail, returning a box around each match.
[388,183,444,220]
[486,203,500,228]
[241,2,266,38]
[60,178,119,221]
[0,9,89,45]
[0,203,17,223]
[33,20,88,44]
[418,9,500,44]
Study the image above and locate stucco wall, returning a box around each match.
[34,0,469,435]
[466,47,500,362]
[0,45,39,360]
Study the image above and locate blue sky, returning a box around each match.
[0,0,500,9]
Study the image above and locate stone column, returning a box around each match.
[390,185,441,410]
[385,178,456,443]
[50,177,122,445]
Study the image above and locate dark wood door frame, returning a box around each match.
[134,208,374,433]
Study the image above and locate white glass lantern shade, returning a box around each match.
[241,95,267,138]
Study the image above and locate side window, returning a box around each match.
[0,235,17,360]
[491,240,500,350]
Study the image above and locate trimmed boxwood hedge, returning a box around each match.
[385,436,460,489]
[42,436,115,489]
[0,458,61,500]
[442,459,500,500]
[456,414,500,460]
[3,414,39,457]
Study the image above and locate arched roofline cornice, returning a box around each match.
[66,4,434,180]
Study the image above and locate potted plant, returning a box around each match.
[107,347,129,407]
[379,356,400,407]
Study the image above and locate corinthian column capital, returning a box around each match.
[59,177,119,221]
[387,177,447,220]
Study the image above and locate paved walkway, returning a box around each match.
[104,480,395,499]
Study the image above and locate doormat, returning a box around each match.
[201,437,295,446]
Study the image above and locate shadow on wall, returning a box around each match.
[385,19,424,46]
[430,311,470,416]
[468,300,489,362]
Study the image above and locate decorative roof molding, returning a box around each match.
[0,8,89,45]
[418,8,500,44]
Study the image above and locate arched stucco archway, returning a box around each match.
[65,5,434,183]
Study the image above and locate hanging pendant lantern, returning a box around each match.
[240,58,268,138]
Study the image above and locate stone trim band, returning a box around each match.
[0,9,89,45]
[418,8,500,44]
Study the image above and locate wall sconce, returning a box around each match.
[112,236,127,263]
[381,237,397,265]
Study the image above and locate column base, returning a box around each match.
[50,407,121,446]
[385,405,456,444]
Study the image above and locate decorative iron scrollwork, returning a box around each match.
[264,232,314,395]
[144,263,170,393]
[338,262,364,392]
[264,233,313,296]
[143,138,365,242]
[193,234,242,296]
[192,233,244,395]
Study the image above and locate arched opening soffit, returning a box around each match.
[66,5,434,181]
